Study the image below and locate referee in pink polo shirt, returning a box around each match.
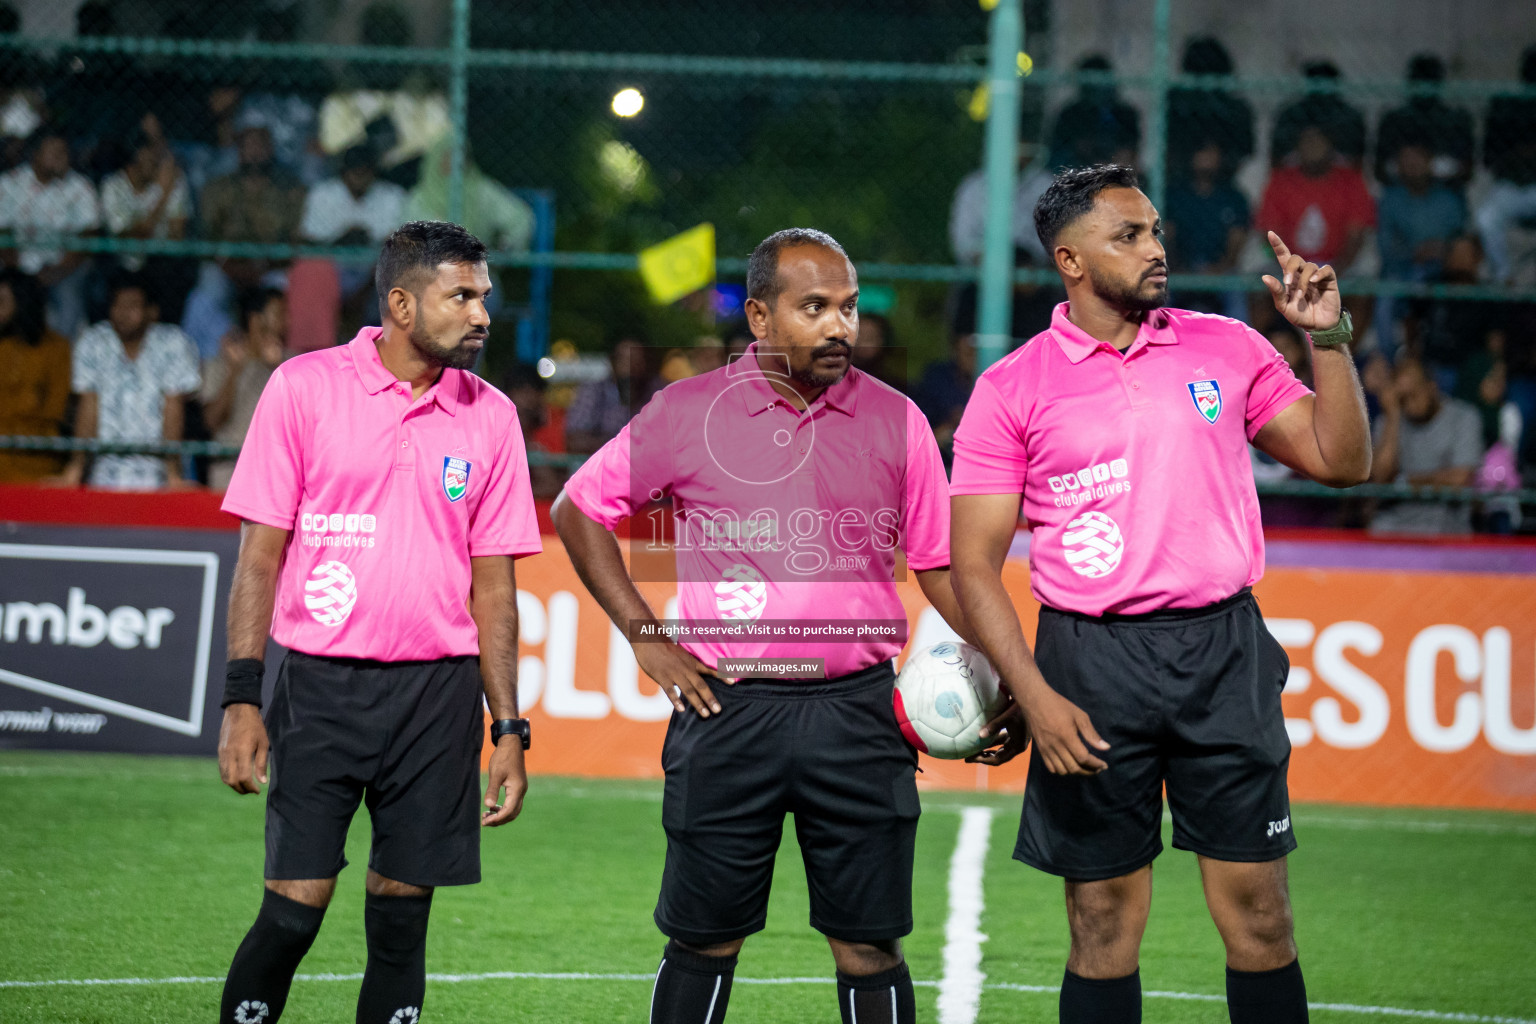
[553,228,970,1024]
[950,166,1371,1024]
[213,221,541,1024]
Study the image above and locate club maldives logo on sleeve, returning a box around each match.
[442,456,472,502]
[1187,379,1222,424]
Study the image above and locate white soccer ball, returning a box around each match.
[304,560,358,627]
[893,641,1008,759]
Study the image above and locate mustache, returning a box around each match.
[463,330,488,343]
[811,340,852,359]
[1142,263,1169,281]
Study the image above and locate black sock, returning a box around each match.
[1059,968,1141,1024]
[356,891,433,1024]
[220,888,327,1024]
[1227,959,1309,1024]
[650,940,736,1024]
[836,961,916,1024]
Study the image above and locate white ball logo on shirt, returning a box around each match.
[715,563,768,620]
[304,560,358,627]
[1062,511,1124,579]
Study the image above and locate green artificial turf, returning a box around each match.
[1,752,1532,1023]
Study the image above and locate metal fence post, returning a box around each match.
[1145,0,1172,211]
[447,0,471,224]
[976,0,1024,372]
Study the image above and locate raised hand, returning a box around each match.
[1262,231,1342,332]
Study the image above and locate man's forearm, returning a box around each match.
[950,558,1050,701]
[552,494,660,638]
[471,557,520,720]
[227,557,280,661]
[915,568,978,648]
[1308,346,1372,484]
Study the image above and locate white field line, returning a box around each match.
[3,972,1532,1023]
[937,806,994,1024]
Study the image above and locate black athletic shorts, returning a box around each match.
[263,650,485,887]
[1016,588,1297,881]
[654,660,921,946]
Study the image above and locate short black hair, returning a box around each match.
[0,268,46,345]
[375,220,488,309]
[1181,36,1233,76]
[1407,53,1446,84]
[1034,164,1142,253]
[238,286,284,332]
[746,228,848,304]
[108,271,156,308]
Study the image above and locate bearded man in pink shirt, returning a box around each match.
[554,228,971,1024]
[213,221,541,1024]
[950,165,1371,1024]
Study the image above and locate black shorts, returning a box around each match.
[263,650,485,887]
[655,660,920,946]
[1017,589,1297,881]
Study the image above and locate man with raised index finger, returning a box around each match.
[948,165,1370,1024]
[213,220,541,1024]
[553,228,973,1024]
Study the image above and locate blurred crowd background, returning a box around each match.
[1,0,1535,535]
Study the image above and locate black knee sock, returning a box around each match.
[836,961,916,1024]
[1059,968,1141,1024]
[356,892,433,1024]
[1227,959,1309,1024]
[220,888,327,1024]
[649,941,736,1024]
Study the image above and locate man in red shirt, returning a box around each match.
[1258,125,1376,276]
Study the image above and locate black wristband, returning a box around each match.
[221,658,266,709]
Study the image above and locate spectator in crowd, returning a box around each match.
[0,2,46,173]
[565,335,654,456]
[1164,141,1250,320]
[1366,356,1484,534]
[0,127,100,338]
[1257,125,1375,276]
[1410,235,1502,377]
[1376,142,1467,355]
[0,269,71,481]
[1046,54,1141,172]
[59,275,201,490]
[1476,45,1536,284]
[503,361,564,499]
[318,4,449,187]
[100,126,195,324]
[913,330,977,467]
[1375,55,1474,189]
[48,2,154,179]
[301,143,407,317]
[852,311,901,388]
[1272,61,1368,169]
[302,145,406,250]
[404,138,534,253]
[1457,337,1525,533]
[1166,36,1255,186]
[201,287,287,491]
[182,123,305,359]
[949,107,1053,267]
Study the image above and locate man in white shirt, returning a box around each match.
[62,275,201,490]
[301,144,407,305]
[0,128,101,337]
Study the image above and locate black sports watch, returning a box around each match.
[490,718,531,750]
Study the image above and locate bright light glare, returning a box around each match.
[536,357,557,379]
[611,87,645,118]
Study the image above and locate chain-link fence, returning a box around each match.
[1,0,1535,528]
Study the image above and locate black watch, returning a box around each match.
[490,718,531,750]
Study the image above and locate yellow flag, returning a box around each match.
[638,223,715,304]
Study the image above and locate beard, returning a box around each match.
[791,339,852,390]
[410,321,484,371]
[1088,263,1168,313]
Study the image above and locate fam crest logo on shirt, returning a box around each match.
[442,456,472,502]
[1062,510,1124,579]
[715,563,768,621]
[1187,379,1222,424]
[304,560,358,627]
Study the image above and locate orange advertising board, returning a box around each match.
[500,539,1536,812]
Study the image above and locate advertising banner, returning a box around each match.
[3,520,1533,811]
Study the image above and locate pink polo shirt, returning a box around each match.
[564,347,950,678]
[951,303,1310,616]
[222,327,541,661]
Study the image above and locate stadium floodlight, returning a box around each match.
[611,87,644,118]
